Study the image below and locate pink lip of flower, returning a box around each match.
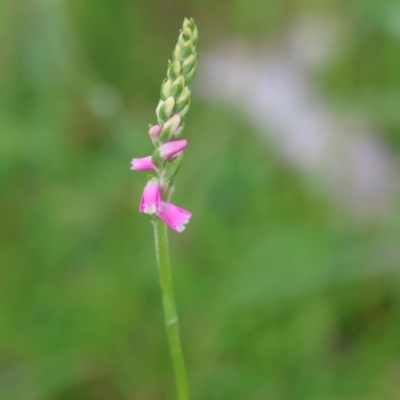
[156,201,192,232]
[130,156,154,170]
[139,179,161,214]
[158,140,187,160]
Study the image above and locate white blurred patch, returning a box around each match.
[195,16,398,221]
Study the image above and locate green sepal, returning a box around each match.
[155,100,163,120]
[181,40,193,59]
[163,152,183,181]
[181,54,196,75]
[192,25,199,46]
[159,126,173,143]
[177,102,190,119]
[151,149,164,170]
[183,62,197,84]
[156,97,175,122]
[182,29,192,41]
[174,87,191,113]
[160,79,172,100]
[183,18,191,30]
[167,60,181,81]
[162,182,175,202]
[172,44,182,62]
[170,76,185,98]
[159,114,181,143]
[178,29,191,47]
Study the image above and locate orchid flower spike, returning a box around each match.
[129,19,198,400]
[130,18,198,232]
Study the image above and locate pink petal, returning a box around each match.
[139,179,161,214]
[156,201,192,232]
[131,156,154,170]
[159,140,187,160]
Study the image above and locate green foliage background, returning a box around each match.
[1,0,400,399]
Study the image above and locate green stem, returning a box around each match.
[152,218,189,400]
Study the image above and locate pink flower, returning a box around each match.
[139,179,161,214]
[131,156,154,170]
[159,140,187,160]
[156,201,192,232]
[149,125,161,139]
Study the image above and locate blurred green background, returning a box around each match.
[1,0,400,399]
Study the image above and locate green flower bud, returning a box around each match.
[170,76,185,98]
[163,152,183,181]
[182,29,192,41]
[160,79,172,100]
[183,18,191,30]
[181,41,193,59]
[183,62,197,84]
[167,60,181,81]
[151,149,164,171]
[157,97,175,122]
[184,18,195,31]
[172,44,182,62]
[177,102,190,119]
[181,54,196,76]
[174,87,191,112]
[159,114,181,143]
[191,25,199,46]
[178,29,191,47]
[155,100,163,116]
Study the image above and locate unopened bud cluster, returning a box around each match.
[130,18,198,232]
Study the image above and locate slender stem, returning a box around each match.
[152,218,189,400]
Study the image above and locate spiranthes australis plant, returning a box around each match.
[130,18,198,400]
